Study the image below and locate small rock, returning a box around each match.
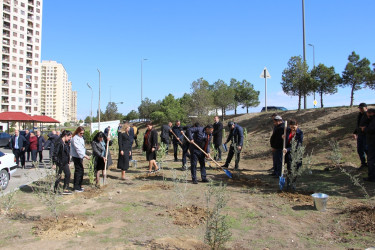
[117,190,121,194]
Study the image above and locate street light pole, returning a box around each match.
[302,0,307,109]
[141,58,148,103]
[87,83,93,133]
[97,69,101,131]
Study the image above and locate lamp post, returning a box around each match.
[308,43,316,107]
[97,69,101,131]
[141,58,148,103]
[87,82,93,133]
[302,0,307,109]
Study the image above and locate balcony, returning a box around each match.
[27,53,33,59]
[1,98,9,104]
[2,47,10,54]
[28,14,34,21]
[1,106,9,112]
[2,90,9,95]
[27,29,33,35]
[3,31,10,38]
[3,14,10,21]
[27,45,33,51]
[28,0,34,5]
[3,22,10,29]
[3,39,10,45]
[3,6,11,13]
[2,73,9,79]
[28,6,34,13]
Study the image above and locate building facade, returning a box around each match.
[1,0,43,115]
[40,61,77,124]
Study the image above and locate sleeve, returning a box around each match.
[91,141,101,157]
[23,136,29,148]
[225,130,233,144]
[118,133,123,151]
[52,141,61,164]
[186,127,198,141]
[152,130,158,148]
[238,127,244,146]
[73,136,86,159]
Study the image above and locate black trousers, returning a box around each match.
[190,150,207,181]
[38,151,43,162]
[13,149,25,167]
[31,149,37,162]
[225,145,241,169]
[368,143,375,181]
[55,163,71,190]
[173,141,182,161]
[73,157,84,190]
[214,143,222,160]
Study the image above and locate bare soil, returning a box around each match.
[1,107,375,249]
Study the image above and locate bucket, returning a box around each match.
[311,193,329,211]
[157,162,162,170]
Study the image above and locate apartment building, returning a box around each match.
[1,0,43,115]
[40,61,77,124]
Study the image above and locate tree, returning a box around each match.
[237,80,260,113]
[102,102,122,121]
[138,98,159,119]
[150,94,185,124]
[310,63,341,108]
[211,79,234,118]
[124,110,139,121]
[366,63,375,90]
[341,51,372,107]
[84,116,91,124]
[281,56,313,110]
[190,78,214,124]
[229,78,241,115]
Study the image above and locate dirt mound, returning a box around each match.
[167,205,207,228]
[148,237,207,249]
[81,187,104,199]
[227,177,269,188]
[344,204,375,232]
[32,215,94,239]
[278,190,314,205]
[140,183,172,191]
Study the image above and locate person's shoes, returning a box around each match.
[221,164,228,169]
[234,165,239,170]
[74,189,83,193]
[358,164,368,170]
[154,168,160,173]
[217,158,222,161]
[174,159,179,162]
[22,165,25,169]
[181,165,188,171]
[363,177,375,182]
[267,167,274,172]
[201,179,209,183]
[269,172,277,176]
[192,180,198,184]
[63,190,73,195]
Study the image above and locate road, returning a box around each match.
[0,148,52,196]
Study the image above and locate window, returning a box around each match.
[12,89,16,93]
[19,98,23,102]
[20,34,24,39]
[20,26,24,31]
[12,57,17,62]
[19,66,23,70]
[13,32,17,37]
[21,2,25,7]
[11,97,16,101]
[12,72,16,77]
[12,81,16,85]
[12,48,17,53]
[13,16,17,21]
[18,106,22,110]
[19,74,23,78]
[13,24,17,29]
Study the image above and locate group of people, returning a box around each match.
[353,103,375,182]
[10,129,47,168]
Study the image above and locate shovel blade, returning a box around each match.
[223,168,232,178]
[279,176,285,190]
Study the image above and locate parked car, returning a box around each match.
[0,150,17,190]
[261,106,288,112]
[0,132,11,148]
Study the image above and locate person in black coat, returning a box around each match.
[283,119,304,188]
[186,125,213,184]
[212,116,223,161]
[270,116,285,177]
[171,120,184,162]
[36,130,46,162]
[117,124,132,180]
[45,131,59,162]
[222,122,244,170]
[24,129,31,162]
[363,109,375,182]
[160,122,172,154]
[142,122,159,173]
[353,103,369,169]
[53,130,72,195]
[10,129,28,168]
[92,131,113,185]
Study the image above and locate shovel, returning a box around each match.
[181,133,232,178]
[279,121,288,190]
[101,133,110,186]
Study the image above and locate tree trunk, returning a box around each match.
[221,107,224,121]
[304,94,307,109]
[350,85,355,107]
[298,93,301,111]
[234,106,237,115]
[320,91,324,108]
[246,106,249,113]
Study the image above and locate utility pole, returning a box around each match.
[302,0,307,109]
[97,69,101,131]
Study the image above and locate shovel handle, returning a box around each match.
[281,121,288,177]
[169,129,183,145]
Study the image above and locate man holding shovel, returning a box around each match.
[185,125,214,184]
[270,116,285,177]
[222,122,244,170]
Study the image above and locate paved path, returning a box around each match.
[1,148,52,196]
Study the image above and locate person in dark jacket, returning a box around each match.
[142,122,159,173]
[117,124,132,180]
[45,131,59,162]
[353,103,369,169]
[10,129,28,168]
[171,120,184,162]
[104,126,110,137]
[283,119,304,189]
[185,125,213,184]
[363,109,375,182]
[222,122,244,170]
[53,130,73,195]
[213,116,223,161]
[160,122,172,154]
[36,130,45,163]
[92,131,113,185]
[270,115,285,177]
[24,129,31,162]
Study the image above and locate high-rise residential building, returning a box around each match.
[40,60,77,124]
[1,0,43,115]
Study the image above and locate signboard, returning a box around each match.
[260,67,271,78]
[90,120,120,138]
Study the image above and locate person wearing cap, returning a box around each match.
[185,125,213,184]
[212,116,223,161]
[142,122,159,173]
[362,108,375,182]
[353,103,369,170]
[222,121,244,170]
[270,115,285,177]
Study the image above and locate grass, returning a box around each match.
[97,216,113,224]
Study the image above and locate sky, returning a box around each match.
[40,0,375,120]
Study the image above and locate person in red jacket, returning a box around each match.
[29,131,38,168]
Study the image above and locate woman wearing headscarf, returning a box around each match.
[117,123,132,179]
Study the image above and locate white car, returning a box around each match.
[0,151,17,190]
